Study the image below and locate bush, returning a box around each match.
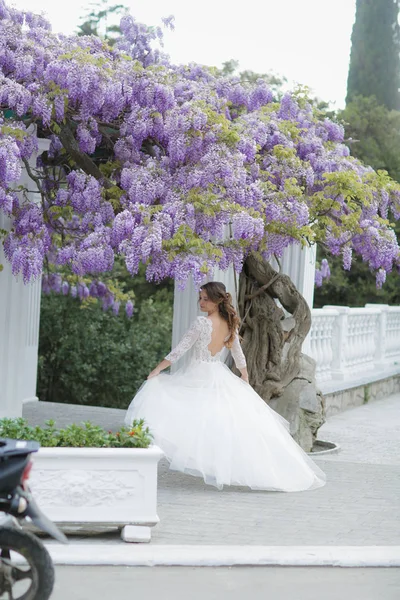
[0,418,152,448]
[37,288,173,409]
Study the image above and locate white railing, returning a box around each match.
[308,304,400,384]
[385,307,400,360]
[308,309,337,382]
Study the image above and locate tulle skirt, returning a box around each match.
[125,360,326,492]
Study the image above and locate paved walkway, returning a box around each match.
[52,567,400,600]
[22,394,400,550]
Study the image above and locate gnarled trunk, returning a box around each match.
[238,253,325,451]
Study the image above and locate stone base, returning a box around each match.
[308,440,340,456]
[269,354,325,453]
[22,396,39,404]
[121,526,151,543]
[322,374,400,418]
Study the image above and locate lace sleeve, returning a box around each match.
[165,318,201,363]
[231,333,247,370]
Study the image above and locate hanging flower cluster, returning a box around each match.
[1,0,399,301]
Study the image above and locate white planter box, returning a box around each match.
[29,445,164,543]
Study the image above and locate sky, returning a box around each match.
[10,0,356,108]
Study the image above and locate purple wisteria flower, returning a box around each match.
[125,300,134,318]
[0,0,399,300]
[376,268,386,289]
[314,269,323,288]
[315,259,330,287]
[320,259,331,279]
[342,247,352,271]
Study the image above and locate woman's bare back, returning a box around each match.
[206,315,230,356]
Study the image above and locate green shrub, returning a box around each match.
[0,418,152,449]
[37,288,173,409]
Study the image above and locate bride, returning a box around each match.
[125,281,326,492]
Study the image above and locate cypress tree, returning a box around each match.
[347,0,400,110]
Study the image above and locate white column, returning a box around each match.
[276,244,317,309]
[0,137,50,418]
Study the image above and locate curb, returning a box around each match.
[46,544,400,567]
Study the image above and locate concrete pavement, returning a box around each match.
[52,566,400,600]
[317,392,400,465]
[22,393,400,563]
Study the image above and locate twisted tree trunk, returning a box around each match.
[238,253,325,451]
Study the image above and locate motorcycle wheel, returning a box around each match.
[0,526,54,600]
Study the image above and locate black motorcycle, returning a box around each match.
[0,438,68,600]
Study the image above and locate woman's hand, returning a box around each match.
[240,367,249,384]
[147,368,160,380]
[147,359,171,380]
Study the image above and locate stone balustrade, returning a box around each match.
[309,304,400,385]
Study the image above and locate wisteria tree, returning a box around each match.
[1,1,400,445]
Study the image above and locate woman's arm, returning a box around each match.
[147,318,201,378]
[231,334,249,383]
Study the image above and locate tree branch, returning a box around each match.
[239,254,282,333]
[22,158,43,189]
[141,137,167,157]
[58,123,113,188]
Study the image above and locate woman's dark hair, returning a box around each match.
[199,281,240,348]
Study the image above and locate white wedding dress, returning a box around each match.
[125,316,326,492]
